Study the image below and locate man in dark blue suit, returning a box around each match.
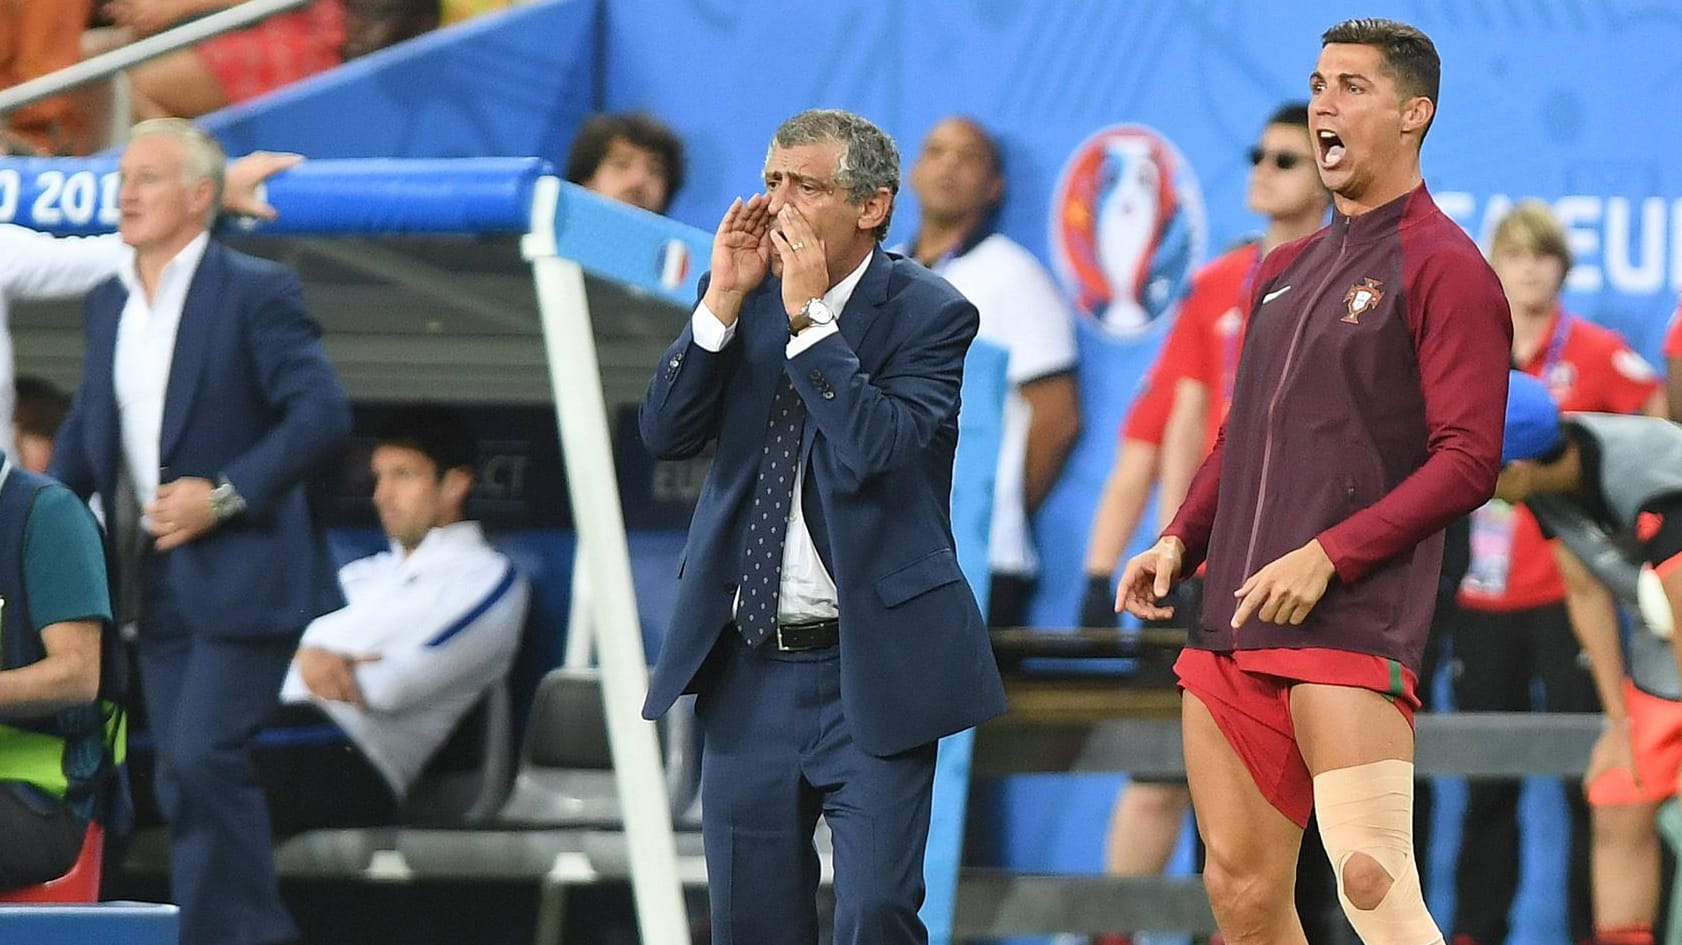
[640,108,1007,945]
[51,118,349,945]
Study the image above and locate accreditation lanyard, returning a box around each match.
[1536,310,1575,396]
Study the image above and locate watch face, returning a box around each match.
[806,299,835,325]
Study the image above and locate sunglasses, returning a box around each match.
[1248,147,1309,171]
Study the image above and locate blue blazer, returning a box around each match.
[640,249,1008,757]
[51,240,351,639]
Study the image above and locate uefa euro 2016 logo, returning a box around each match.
[1051,124,1206,339]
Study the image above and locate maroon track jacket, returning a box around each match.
[1164,183,1512,672]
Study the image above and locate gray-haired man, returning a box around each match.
[639,108,1005,945]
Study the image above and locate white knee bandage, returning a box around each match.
[1313,759,1444,945]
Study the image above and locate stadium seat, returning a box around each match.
[0,821,103,903]
[494,666,698,827]
[271,666,701,884]
[383,666,706,945]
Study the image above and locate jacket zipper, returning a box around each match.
[1237,220,1355,622]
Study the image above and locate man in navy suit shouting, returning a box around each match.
[51,119,349,945]
[640,108,1007,945]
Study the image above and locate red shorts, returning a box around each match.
[1174,647,1419,828]
[197,0,346,105]
[1586,679,1682,807]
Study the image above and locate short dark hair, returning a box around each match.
[374,404,476,478]
[1321,18,1440,140]
[14,375,69,440]
[1266,101,1310,130]
[563,111,686,210]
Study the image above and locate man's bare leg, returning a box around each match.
[1182,692,1308,945]
[1292,683,1442,945]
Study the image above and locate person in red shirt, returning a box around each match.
[1450,201,1663,945]
[1121,19,1511,945]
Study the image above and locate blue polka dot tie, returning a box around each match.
[736,373,807,647]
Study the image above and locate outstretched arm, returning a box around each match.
[222,151,303,220]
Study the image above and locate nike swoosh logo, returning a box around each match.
[1262,285,1292,304]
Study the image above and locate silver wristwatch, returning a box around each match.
[210,476,247,522]
[790,297,836,335]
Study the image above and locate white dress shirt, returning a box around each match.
[0,226,130,457]
[280,521,530,796]
[690,253,871,623]
[113,231,209,516]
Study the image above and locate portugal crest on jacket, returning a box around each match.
[1342,277,1383,324]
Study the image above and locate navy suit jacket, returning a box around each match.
[639,248,1008,757]
[51,240,351,639]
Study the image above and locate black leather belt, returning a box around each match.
[774,618,839,652]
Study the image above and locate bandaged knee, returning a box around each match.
[1313,759,1443,945]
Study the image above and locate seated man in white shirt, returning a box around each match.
[255,404,530,835]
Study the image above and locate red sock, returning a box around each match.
[1595,923,1654,945]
